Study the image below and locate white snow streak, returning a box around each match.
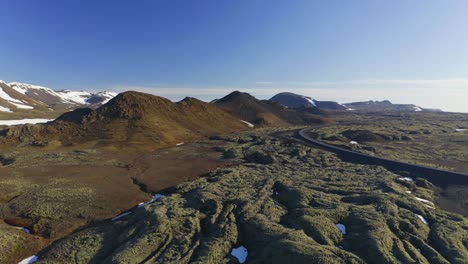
[0,119,53,126]
[18,255,38,264]
[8,102,34,109]
[398,177,414,182]
[240,120,254,128]
[415,214,428,225]
[415,197,435,206]
[112,212,132,221]
[0,106,12,112]
[138,194,166,208]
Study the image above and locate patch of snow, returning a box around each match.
[455,129,468,132]
[8,102,34,109]
[0,86,25,104]
[349,141,358,145]
[240,120,254,128]
[231,246,248,263]
[413,106,423,112]
[0,106,12,112]
[398,177,414,182]
[15,227,31,234]
[9,82,53,95]
[303,96,317,107]
[346,108,355,111]
[336,223,346,235]
[18,255,38,264]
[0,119,53,126]
[176,142,185,146]
[405,191,412,194]
[138,193,166,208]
[111,212,132,221]
[424,205,435,209]
[415,197,435,206]
[415,214,428,225]
[92,91,118,104]
[56,90,93,104]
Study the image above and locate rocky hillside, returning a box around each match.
[213,91,330,127]
[0,80,116,118]
[0,91,248,148]
[343,100,441,112]
[269,92,350,110]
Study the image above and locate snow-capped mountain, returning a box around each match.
[343,100,442,112]
[0,80,117,114]
[269,92,350,110]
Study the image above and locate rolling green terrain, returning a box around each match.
[314,112,468,174]
[35,128,468,264]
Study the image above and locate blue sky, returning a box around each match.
[1,0,468,112]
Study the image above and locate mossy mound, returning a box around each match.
[36,132,468,264]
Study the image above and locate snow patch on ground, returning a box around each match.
[176,142,185,146]
[92,91,118,104]
[15,227,31,234]
[415,214,428,225]
[0,106,12,112]
[56,90,93,104]
[8,102,34,109]
[303,97,317,106]
[336,223,347,234]
[9,82,52,95]
[0,119,53,126]
[405,191,412,194]
[398,177,414,182]
[455,129,468,132]
[413,106,423,111]
[0,86,24,104]
[415,197,435,206]
[138,194,166,208]
[112,212,132,221]
[349,141,358,145]
[240,120,254,128]
[231,246,248,263]
[18,255,38,264]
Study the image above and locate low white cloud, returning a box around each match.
[111,79,468,113]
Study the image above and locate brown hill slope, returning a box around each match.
[213,91,330,127]
[0,91,248,149]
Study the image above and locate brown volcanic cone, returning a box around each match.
[213,91,330,127]
[0,91,247,148]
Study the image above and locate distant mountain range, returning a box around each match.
[0,80,444,122]
[269,92,350,111]
[0,80,116,116]
[343,100,442,112]
[268,92,442,113]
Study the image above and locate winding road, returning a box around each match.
[298,126,468,186]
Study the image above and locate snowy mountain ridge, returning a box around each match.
[0,80,117,114]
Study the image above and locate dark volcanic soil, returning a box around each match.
[0,141,234,264]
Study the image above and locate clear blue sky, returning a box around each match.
[1,0,468,112]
